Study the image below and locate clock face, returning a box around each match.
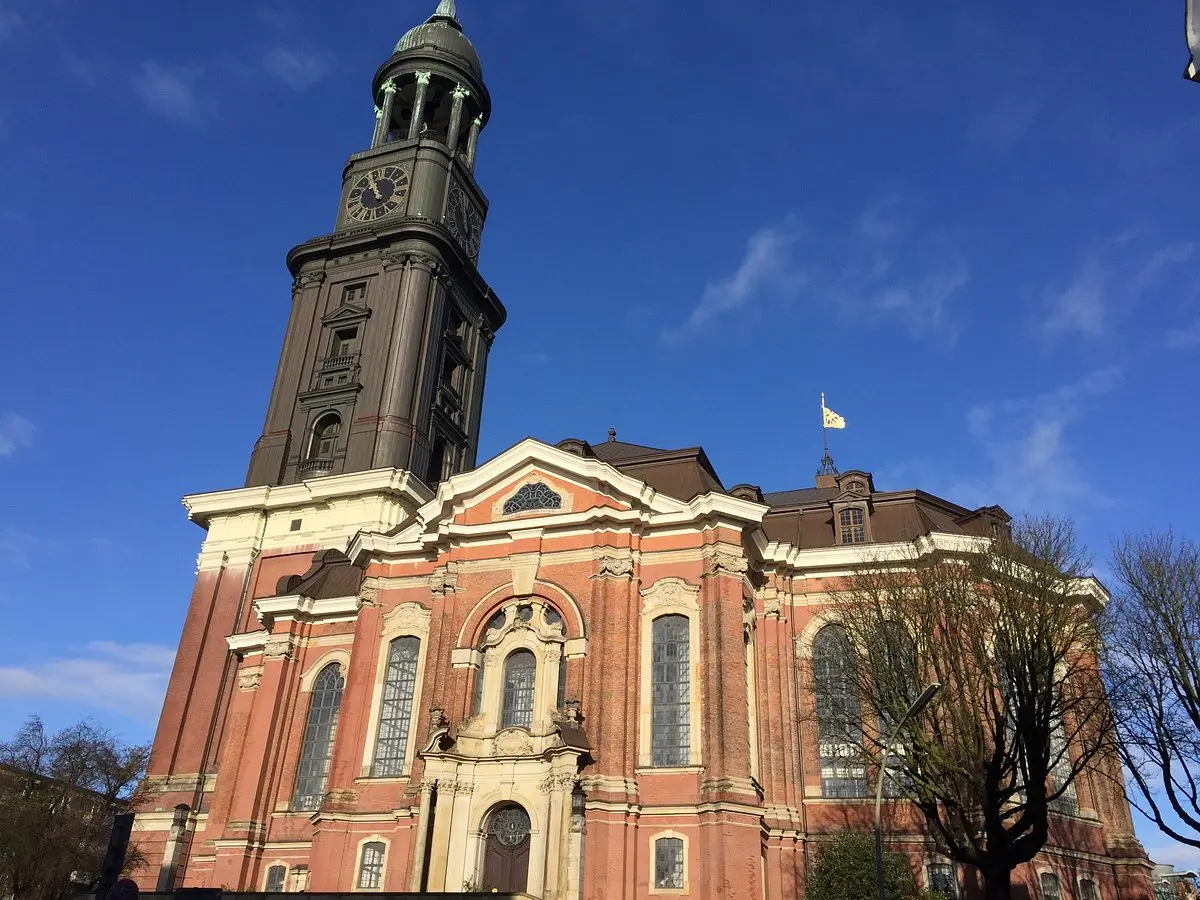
[445,186,482,259]
[345,165,410,223]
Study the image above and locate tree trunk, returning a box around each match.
[983,866,1013,900]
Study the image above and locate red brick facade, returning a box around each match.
[134,442,1156,899]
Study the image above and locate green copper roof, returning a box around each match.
[393,0,481,76]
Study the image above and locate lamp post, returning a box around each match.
[874,682,942,900]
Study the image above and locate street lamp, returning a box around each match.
[874,682,942,900]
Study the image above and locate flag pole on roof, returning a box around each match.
[818,392,845,477]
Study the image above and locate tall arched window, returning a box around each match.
[651,615,691,767]
[264,865,286,893]
[308,413,341,460]
[501,650,536,728]
[357,841,386,890]
[1039,872,1061,900]
[292,663,345,810]
[812,624,868,797]
[371,637,421,777]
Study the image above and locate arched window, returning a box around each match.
[1039,872,1061,900]
[813,624,868,797]
[371,637,421,777]
[654,837,685,890]
[503,482,562,515]
[292,663,345,810]
[357,841,386,890]
[308,413,341,460]
[501,650,536,728]
[264,865,286,893]
[839,507,866,544]
[1078,879,1098,900]
[651,615,691,767]
[926,862,957,899]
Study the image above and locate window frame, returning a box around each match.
[812,623,869,798]
[838,505,867,544]
[354,837,388,892]
[369,636,422,777]
[263,864,288,893]
[1039,871,1062,900]
[292,662,346,811]
[360,603,430,779]
[638,577,702,770]
[648,831,689,895]
[925,860,958,899]
[500,648,538,729]
[307,412,342,461]
[650,614,692,768]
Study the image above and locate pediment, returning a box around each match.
[321,302,371,325]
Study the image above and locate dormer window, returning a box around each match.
[839,507,866,544]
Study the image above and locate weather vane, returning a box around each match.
[818,392,845,477]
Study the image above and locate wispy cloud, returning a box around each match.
[131,61,207,126]
[1167,319,1200,350]
[662,219,806,344]
[0,5,22,42]
[952,366,1122,513]
[261,46,332,90]
[1037,237,1197,346]
[0,641,174,724]
[0,413,33,457]
[666,200,971,345]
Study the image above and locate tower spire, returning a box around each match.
[433,0,457,19]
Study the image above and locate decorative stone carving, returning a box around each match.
[538,773,578,794]
[264,635,297,661]
[641,577,700,614]
[381,78,398,95]
[384,602,432,635]
[760,588,784,620]
[381,251,408,270]
[493,729,534,757]
[291,271,326,295]
[357,577,380,609]
[742,595,756,639]
[449,780,475,795]
[415,71,432,86]
[237,665,264,692]
[427,707,449,738]
[706,551,749,578]
[594,555,634,578]
[429,565,458,597]
[452,84,471,101]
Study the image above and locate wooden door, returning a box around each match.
[482,805,531,893]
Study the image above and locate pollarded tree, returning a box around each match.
[831,517,1115,900]
[1104,530,1200,849]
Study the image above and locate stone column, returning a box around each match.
[408,71,432,139]
[465,114,483,169]
[155,804,192,892]
[447,84,470,153]
[408,781,436,891]
[372,254,435,470]
[376,79,398,146]
[371,105,385,148]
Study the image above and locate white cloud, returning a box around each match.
[662,220,807,344]
[0,412,33,457]
[1040,255,1107,342]
[0,641,174,724]
[261,47,331,90]
[952,366,1121,513]
[1144,840,1200,873]
[131,61,206,125]
[665,201,971,345]
[1167,319,1200,350]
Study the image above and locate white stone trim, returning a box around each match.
[639,578,702,769]
[359,603,432,778]
[255,594,359,628]
[227,629,270,656]
[299,650,349,693]
[647,830,690,895]
[352,834,390,892]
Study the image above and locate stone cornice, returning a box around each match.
[255,594,360,629]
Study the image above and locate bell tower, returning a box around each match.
[246,0,505,488]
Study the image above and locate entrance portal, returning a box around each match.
[482,804,531,893]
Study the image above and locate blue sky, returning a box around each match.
[0,0,1197,868]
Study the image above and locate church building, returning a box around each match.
[133,4,1156,898]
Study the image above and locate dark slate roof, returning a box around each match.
[762,487,838,506]
[275,549,364,599]
[590,440,670,463]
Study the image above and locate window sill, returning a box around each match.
[636,765,704,776]
[354,775,412,784]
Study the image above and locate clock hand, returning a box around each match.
[366,173,383,201]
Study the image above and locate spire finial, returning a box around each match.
[608,428,617,443]
[433,0,457,18]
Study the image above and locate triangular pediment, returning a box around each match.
[321,302,371,325]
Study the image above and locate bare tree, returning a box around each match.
[0,716,149,900]
[830,517,1115,900]
[1104,530,1200,849]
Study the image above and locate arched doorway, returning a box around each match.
[482,804,531,893]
